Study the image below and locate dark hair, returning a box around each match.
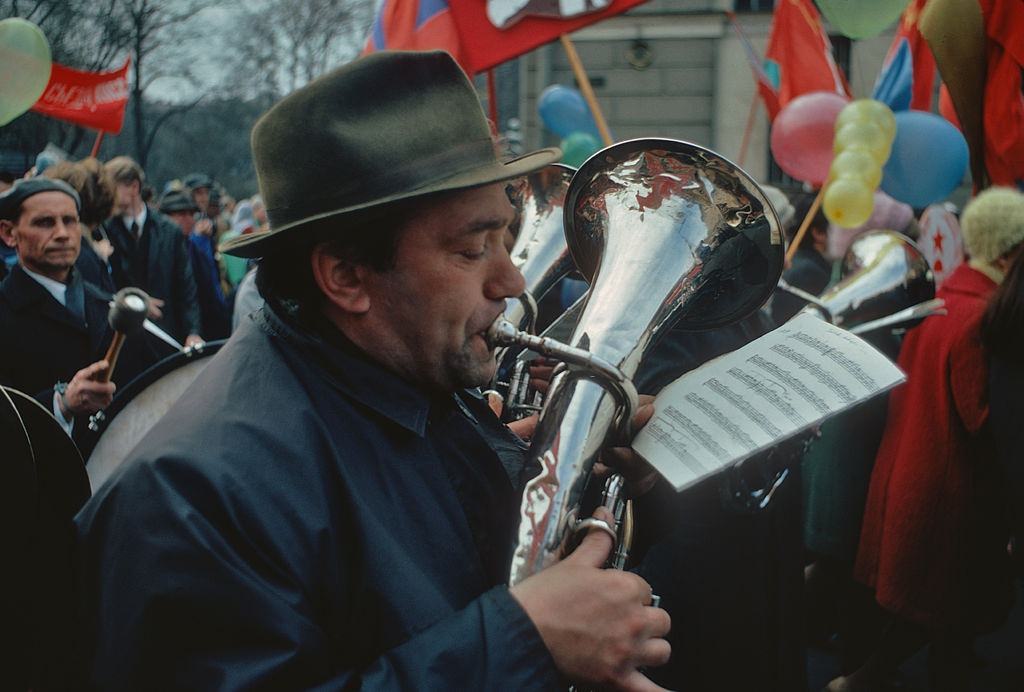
[44,158,115,228]
[789,192,828,250]
[255,200,422,319]
[982,250,1024,362]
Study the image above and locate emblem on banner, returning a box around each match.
[487,0,611,29]
[918,203,964,288]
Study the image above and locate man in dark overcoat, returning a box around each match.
[102,156,203,346]
[0,179,117,441]
[75,51,671,690]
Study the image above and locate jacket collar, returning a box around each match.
[940,262,998,299]
[2,264,87,333]
[256,301,437,437]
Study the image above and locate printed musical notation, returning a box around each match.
[632,313,906,491]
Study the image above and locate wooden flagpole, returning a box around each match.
[786,187,825,264]
[737,96,759,168]
[486,69,499,131]
[558,34,613,146]
[90,130,105,158]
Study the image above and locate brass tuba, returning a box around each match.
[780,230,943,335]
[491,165,576,420]
[489,138,785,584]
[502,164,577,333]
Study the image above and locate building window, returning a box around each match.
[735,0,775,11]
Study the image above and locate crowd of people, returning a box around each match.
[1,48,1022,691]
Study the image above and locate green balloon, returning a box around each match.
[816,0,910,40]
[0,18,52,127]
[560,132,601,168]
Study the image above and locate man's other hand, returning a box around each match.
[595,395,659,497]
[185,334,204,349]
[147,297,164,320]
[60,360,116,417]
[509,508,671,691]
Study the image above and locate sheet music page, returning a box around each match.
[632,313,906,491]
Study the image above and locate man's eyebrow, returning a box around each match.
[460,216,511,235]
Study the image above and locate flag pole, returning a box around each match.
[786,187,824,264]
[737,96,759,167]
[90,130,105,158]
[486,69,499,131]
[559,34,613,146]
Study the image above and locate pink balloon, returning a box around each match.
[770,91,849,185]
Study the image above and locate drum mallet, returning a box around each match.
[101,287,150,383]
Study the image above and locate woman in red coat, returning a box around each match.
[830,187,1024,692]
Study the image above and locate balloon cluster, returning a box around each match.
[770,91,849,186]
[538,85,602,167]
[0,18,51,127]
[823,99,896,228]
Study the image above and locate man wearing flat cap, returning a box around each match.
[0,178,116,439]
[75,51,671,690]
[161,190,230,339]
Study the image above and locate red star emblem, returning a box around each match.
[933,233,945,253]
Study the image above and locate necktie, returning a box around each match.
[65,271,86,323]
[130,220,140,241]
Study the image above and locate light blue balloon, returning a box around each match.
[538,84,600,139]
[881,110,968,209]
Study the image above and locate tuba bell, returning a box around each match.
[490,165,576,420]
[489,138,785,584]
[502,164,577,334]
[781,230,943,335]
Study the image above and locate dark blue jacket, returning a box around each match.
[75,304,561,690]
[187,232,230,340]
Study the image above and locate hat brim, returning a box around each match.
[222,147,562,259]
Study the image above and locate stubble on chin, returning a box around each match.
[444,341,496,391]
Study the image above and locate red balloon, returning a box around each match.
[770,91,849,185]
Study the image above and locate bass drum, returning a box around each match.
[2,386,89,689]
[86,340,225,492]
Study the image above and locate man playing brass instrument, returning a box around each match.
[76,51,670,690]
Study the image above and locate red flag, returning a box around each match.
[446,0,648,75]
[726,11,781,120]
[763,0,849,110]
[363,0,467,69]
[980,0,1024,188]
[30,57,131,134]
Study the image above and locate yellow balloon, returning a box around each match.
[829,148,882,188]
[0,18,51,127]
[835,99,896,141]
[824,178,874,228]
[834,121,891,165]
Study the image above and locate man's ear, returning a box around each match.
[0,220,16,249]
[311,243,371,314]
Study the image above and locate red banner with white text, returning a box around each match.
[31,57,131,134]
[447,0,649,74]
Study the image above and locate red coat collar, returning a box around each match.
[939,263,997,300]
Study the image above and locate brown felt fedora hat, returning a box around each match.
[222,50,561,258]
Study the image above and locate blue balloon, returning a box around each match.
[881,110,968,209]
[538,84,600,139]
